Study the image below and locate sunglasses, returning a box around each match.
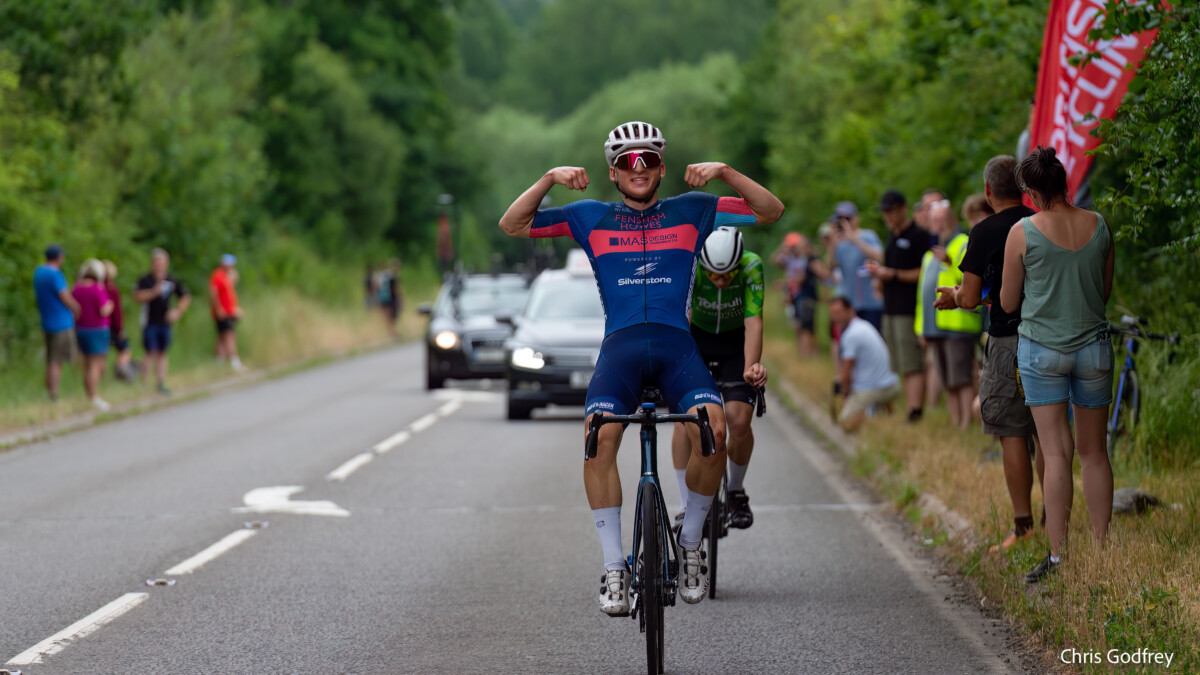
[613,150,662,171]
[705,269,737,282]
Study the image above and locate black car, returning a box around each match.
[504,262,605,419]
[419,273,531,390]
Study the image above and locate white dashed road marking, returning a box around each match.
[7,593,149,666]
[164,530,259,576]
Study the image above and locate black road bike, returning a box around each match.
[585,392,717,675]
[701,362,766,601]
[1107,315,1180,458]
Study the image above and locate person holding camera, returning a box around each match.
[826,201,884,331]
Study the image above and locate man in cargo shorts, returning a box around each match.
[936,155,1044,552]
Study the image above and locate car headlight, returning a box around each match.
[434,331,459,350]
[511,347,545,370]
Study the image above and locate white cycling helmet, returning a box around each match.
[604,121,666,167]
[699,227,743,274]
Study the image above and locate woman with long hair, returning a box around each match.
[1000,146,1115,583]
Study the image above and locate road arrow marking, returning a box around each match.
[233,486,349,518]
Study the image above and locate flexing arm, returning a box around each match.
[498,167,590,238]
[999,226,1026,314]
[684,163,784,224]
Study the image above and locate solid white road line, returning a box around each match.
[372,430,411,455]
[326,452,375,482]
[7,593,149,666]
[409,413,439,433]
[164,529,258,576]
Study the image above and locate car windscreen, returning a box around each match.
[439,279,529,318]
[524,277,604,320]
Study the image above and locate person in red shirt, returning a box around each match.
[210,254,245,372]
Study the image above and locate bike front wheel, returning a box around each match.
[639,480,665,675]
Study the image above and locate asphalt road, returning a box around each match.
[1,344,1022,674]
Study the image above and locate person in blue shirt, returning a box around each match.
[33,244,82,401]
[828,201,885,330]
[498,121,784,614]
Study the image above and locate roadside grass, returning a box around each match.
[0,283,433,431]
[762,301,1200,673]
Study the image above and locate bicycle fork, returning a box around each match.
[628,424,678,627]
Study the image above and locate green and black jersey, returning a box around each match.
[689,251,764,334]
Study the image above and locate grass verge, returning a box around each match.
[763,302,1200,673]
[0,284,431,432]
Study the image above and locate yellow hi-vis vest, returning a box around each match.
[914,232,982,336]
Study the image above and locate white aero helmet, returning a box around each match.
[699,227,744,274]
[604,121,666,167]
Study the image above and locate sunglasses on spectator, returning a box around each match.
[705,270,737,282]
[614,150,662,171]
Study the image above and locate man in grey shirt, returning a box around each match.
[831,296,900,431]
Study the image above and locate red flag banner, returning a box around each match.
[1029,0,1159,200]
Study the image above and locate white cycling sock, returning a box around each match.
[726,460,749,492]
[593,507,625,571]
[675,469,688,512]
[678,489,713,549]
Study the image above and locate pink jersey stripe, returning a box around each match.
[531,221,571,238]
[588,224,699,256]
[717,196,753,215]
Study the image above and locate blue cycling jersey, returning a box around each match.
[531,192,757,336]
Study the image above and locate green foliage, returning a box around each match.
[1089,2,1200,250]
[495,0,773,118]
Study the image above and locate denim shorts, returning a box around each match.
[1016,336,1113,408]
[76,327,111,356]
[143,324,173,353]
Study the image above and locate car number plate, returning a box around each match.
[474,347,505,363]
[570,370,593,389]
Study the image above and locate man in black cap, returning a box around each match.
[868,190,931,422]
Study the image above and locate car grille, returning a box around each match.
[469,337,506,350]
[545,350,596,368]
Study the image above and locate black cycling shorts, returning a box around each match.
[690,326,758,407]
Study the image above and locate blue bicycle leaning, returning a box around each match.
[585,391,717,675]
[1107,314,1180,458]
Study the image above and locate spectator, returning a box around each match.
[34,245,82,401]
[827,201,884,331]
[961,193,994,227]
[830,296,900,432]
[133,248,191,395]
[71,259,114,411]
[376,259,402,337]
[364,262,378,308]
[1001,146,1114,584]
[936,154,1043,555]
[210,254,245,372]
[102,260,137,381]
[917,201,981,431]
[771,231,828,357]
[818,221,844,363]
[868,189,931,423]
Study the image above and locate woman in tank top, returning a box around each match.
[999,146,1115,584]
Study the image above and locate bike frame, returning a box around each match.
[628,407,679,604]
[1109,335,1138,435]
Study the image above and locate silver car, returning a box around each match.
[504,259,605,420]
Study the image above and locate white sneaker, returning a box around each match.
[678,542,708,604]
[598,567,631,616]
[92,397,111,412]
[231,359,246,373]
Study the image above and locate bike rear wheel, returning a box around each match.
[1107,370,1140,458]
[639,481,665,675]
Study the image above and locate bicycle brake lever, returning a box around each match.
[585,413,604,460]
[696,406,717,457]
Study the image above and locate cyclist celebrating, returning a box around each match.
[670,227,767,531]
[498,121,784,614]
